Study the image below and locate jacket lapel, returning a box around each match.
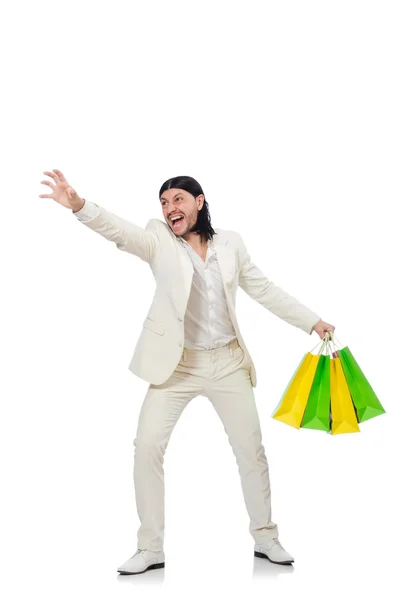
[212,237,235,286]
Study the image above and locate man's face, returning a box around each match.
[160,188,205,239]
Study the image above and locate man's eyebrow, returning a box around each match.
[160,192,184,201]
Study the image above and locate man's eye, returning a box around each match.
[162,198,181,205]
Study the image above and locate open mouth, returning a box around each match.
[171,216,185,230]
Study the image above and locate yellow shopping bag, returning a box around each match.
[330,356,360,435]
[272,352,321,429]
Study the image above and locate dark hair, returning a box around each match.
[159,175,216,244]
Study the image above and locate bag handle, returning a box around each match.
[328,331,343,352]
[310,330,332,355]
[310,330,343,354]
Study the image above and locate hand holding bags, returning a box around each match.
[272,331,386,435]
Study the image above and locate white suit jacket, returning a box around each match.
[75,202,321,388]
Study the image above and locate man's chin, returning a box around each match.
[169,223,188,236]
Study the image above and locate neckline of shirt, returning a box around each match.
[177,237,214,249]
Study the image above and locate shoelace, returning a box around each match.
[134,549,160,559]
[131,549,149,563]
[266,538,284,550]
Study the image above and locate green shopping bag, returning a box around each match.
[328,332,386,423]
[301,352,331,432]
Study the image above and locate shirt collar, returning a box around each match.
[177,236,214,249]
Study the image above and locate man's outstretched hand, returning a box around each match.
[312,319,335,339]
[39,168,85,212]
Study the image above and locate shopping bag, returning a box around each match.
[301,353,331,432]
[330,353,360,435]
[328,332,385,423]
[272,351,321,429]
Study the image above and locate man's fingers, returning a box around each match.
[43,170,57,180]
[53,169,66,181]
[40,180,55,190]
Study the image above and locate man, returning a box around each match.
[39,169,335,575]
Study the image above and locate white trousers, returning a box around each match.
[132,337,279,551]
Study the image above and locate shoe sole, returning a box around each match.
[118,562,165,575]
[254,550,294,565]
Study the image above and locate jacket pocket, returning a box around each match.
[143,317,166,335]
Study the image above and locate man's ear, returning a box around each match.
[197,194,205,210]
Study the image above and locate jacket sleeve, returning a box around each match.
[73,200,100,222]
[73,200,160,264]
[236,233,321,335]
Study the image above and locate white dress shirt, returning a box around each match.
[73,201,237,350]
[173,236,237,350]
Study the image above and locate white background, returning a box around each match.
[1,0,396,598]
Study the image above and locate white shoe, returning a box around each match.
[117,549,165,575]
[254,538,294,564]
